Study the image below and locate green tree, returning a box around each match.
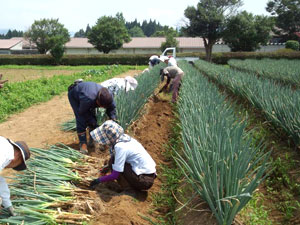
[125,19,141,30]
[160,33,179,51]
[266,0,300,41]
[128,26,145,37]
[151,31,165,37]
[223,11,274,52]
[74,24,92,38]
[285,40,299,50]
[74,29,85,37]
[24,18,70,54]
[85,24,91,36]
[152,26,179,37]
[50,43,65,64]
[0,29,23,39]
[88,13,131,53]
[183,0,242,61]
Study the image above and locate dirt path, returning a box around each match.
[82,96,173,225]
[0,69,176,224]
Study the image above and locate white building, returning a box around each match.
[64,37,206,55]
[1,37,286,55]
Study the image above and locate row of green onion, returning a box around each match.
[176,61,270,225]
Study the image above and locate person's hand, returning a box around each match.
[159,85,168,93]
[90,178,101,187]
[99,164,110,175]
[6,206,17,216]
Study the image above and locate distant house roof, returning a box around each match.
[65,38,94,48]
[0,39,22,49]
[123,37,165,48]
[176,37,204,48]
[65,37,204,49]
[10,37,36,49]
[123,37,204,49]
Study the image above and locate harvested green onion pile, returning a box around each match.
[176,61,270,225]
[0,144,91,225]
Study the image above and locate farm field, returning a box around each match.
[0,60,300,225]
[192,59,300,225]
[0,65,145,82]
[0,65,177,225]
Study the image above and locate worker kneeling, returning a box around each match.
[89,120,156,191]
[0,136,31,216]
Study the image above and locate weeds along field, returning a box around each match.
[0,65,145,122]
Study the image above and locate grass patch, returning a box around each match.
[240,192,272,225]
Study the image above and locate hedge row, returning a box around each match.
[1,51,300,65]
[209,51,300,64]
[177,51,300,64]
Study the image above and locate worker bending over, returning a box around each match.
[89,120,156,191]
[160,65,184,103]
[68,81,117,154]
[0,136,31,217]
[148,55,161,68]
[101,76,138,96]
[165,56,177,66]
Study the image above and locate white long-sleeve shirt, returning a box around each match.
[168,57,177,66]
[101,76,138,96]
[0,136,14,208]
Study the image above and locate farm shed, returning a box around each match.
[0,39,23,54]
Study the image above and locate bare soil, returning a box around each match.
[84,94,174,225]
[0,69,81,82]
[0,70,177,224]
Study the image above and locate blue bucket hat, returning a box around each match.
[7,139,30,171]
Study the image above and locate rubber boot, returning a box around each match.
[88,125,99,151]
[78,132,88,155]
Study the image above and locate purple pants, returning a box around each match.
[171,72,184,102]
[109,157,156,191]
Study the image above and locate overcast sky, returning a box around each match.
[0,0,270,33]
